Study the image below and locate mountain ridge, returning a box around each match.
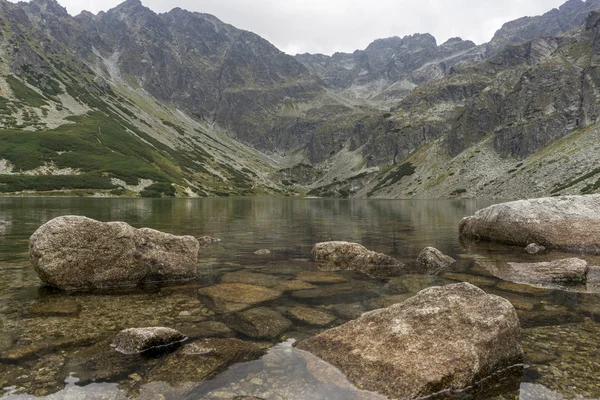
[0,0,599,199]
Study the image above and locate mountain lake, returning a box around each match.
[0,197,599,399]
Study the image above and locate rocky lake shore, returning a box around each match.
[1,195,600,399]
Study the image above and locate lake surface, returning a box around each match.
[0,197,599,399]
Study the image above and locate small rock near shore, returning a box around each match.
[312,241,403,278]
[112,327,187,354]
[416,247,455,272]
[525,243,546,254]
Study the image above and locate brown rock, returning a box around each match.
[177,321,234,339]
[296,283,523,400]
[311,241,403,277]
[484,258,588,285]
[225,307,292,339]
[198,283,282,313]
[364,294,415,310]
[291,282,378,304]
[525,243,546,254]
[296,270,346,284]
[275,280,317,292]
[199,236,220,246]
[459,195,600,254]
[417,247,455,272]
[29,299,81,317]
[29,216,200,290]
[288,306,336,326]
[444,273,496,287]
[496,281,548,295]
[144,338,264,385]
[587,265,600,283]
[112,327,187,354]
[221,271,283,288]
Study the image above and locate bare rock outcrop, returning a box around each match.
[312,241,404,278]
[296,283,523,400]
[29,216,200,290]
[459,195,600,254]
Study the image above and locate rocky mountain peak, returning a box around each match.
[27,0,69,17]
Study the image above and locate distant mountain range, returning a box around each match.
[0,0,599,198]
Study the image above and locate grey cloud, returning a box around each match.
[12,0,567,54]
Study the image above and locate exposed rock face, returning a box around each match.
[459,196,600,253]
[416,247,456,272]
[486,0,600,56]
[312,241,403,277]
[112,327,186,354]
[482,258,589,285]
[296,283,523,399]
[29,216,200,290]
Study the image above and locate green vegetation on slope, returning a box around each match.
[0,111,185,193]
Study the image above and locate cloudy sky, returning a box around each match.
[12,0,568,55]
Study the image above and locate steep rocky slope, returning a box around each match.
[0,0,599,199]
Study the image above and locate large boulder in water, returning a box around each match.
[29,216,200,290]
[312,241,403,277]
[296,283,523,399]
[459,195,600,253]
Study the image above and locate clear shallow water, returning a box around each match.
[0,197,599,399]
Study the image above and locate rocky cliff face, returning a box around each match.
[0,0,599,199]
[296,34,480,103]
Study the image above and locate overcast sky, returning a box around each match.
[11,0,568,55]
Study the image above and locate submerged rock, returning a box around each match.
[459,195,600,253]
[144,338,264,385]
[416,247,455,272]
[29,216,200,290]
[275,279,317,292]
[288,306,336,326]
[221,270,283,288]
[198,283,283,313]
[482,258,588,285]
[291,282,378,304]
[225,307,292,339]
[184,321,234,339]
[525,243,546,255]
[28,298,81,317]
[311,241,403,277]
[296,283,523,400]
[199,236,221,246]
[112,327,187,354]
[296,270,346,284]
